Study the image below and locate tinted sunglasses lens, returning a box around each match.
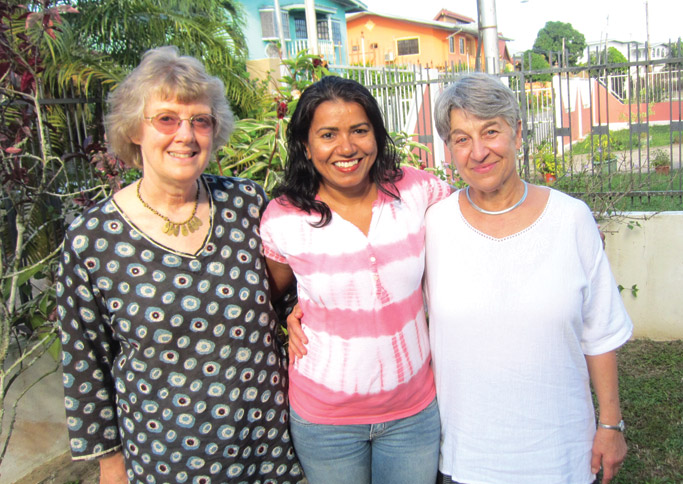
[152,114,180,134]
[191,115,214,134]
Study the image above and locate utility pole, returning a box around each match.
[477,0,500,73]
[645,0,651,71]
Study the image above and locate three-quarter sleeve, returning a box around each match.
[56,228,122,460]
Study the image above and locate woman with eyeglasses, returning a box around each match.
[56,46,304,484]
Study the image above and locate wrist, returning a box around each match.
[598,419,626,432]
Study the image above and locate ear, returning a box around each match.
[303,143,311,160]
[514,120,523,150]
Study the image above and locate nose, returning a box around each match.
[175,118,196,141]
[336,133,356,155]
[470,137,489,162]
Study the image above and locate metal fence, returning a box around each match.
[331,54,683,209]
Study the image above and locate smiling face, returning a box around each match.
[132,96,214,188]
[448,108,522,194]
[305,100,378,198]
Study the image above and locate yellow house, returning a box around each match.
[346,9,512,71]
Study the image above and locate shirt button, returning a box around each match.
[370,256,376,262]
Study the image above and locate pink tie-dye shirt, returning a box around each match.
[260,167,451,424]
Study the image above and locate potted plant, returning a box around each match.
[533,142,558,183]
[592,136,618,173]
[652,149,670,175]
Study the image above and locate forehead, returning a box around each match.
[449,109,508,132]
[145,95,211,113]
[311,100,369,126]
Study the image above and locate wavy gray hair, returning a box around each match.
[105,46,235,169]
[434,72,521,143]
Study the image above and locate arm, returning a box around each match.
[57,232,122,460]
[586,350,627,484]
[99,451,128,484]
[265,256,295,302]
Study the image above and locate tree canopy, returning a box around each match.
[532,21,586,66]
[521,50,552,82]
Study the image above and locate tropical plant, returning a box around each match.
[44,0,259,117]
[0,1,116,467]
[532,21,586,66]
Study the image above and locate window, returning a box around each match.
[259,9,290,39]
[397,38,419,56]
[332,19,342,44]
[317,19,329,40]
[459,38,465,55]
[294,18,307,39]
[449,37,455,53]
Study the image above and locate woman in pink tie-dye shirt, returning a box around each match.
[260,76,451,484]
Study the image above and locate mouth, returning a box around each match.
[333,159,360,169]
[168,151,197,159]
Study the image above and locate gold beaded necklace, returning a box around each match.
[136,179,203,237]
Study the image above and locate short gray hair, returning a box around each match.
[105,46,235,169]
[433,72,520,143]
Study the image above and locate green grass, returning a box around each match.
[571,125,681,155]
[597,339,683,484]
[547,170,683,213]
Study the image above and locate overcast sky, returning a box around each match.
[362,0,682,54]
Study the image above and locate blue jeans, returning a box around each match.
[289,398,440,484]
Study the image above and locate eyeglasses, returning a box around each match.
[144,112,216,135]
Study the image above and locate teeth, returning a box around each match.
[169,152,194,158]
[335,160,359,168]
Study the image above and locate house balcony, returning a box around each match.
[286,39,343,65]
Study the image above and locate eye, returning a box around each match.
[353,128,369,135]
[192,114,214,129]
[156,113,179,125]
[320,132,334,139]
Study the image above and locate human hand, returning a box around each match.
[598,225,606,249]
[286,303,308,359]
[99,451,127,484]
[591,427,627,483]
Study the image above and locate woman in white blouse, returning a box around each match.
[424,72,632,484]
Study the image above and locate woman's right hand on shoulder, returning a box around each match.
[287,303,308,359]
[99,451,127,484]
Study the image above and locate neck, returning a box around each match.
[466,178,527,215]
[318,180,377,208]
[139,176,200,210]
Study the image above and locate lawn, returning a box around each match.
[601,339,683,484]
[549,170,683,213]
[571,125,681,155]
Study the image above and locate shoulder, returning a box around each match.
[397,165,440,185]
[203,174,267,205]
[262,195,305,223]
[65,197,117,236]
[547,188,594,221]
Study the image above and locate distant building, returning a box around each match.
[243,0,367,80]
[346,9,513,71]
[582,39,671,71]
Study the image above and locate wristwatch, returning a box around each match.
[598,419,626,432]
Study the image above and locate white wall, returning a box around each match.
[603,212,683,340]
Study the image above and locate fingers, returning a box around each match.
[286,304,308,359]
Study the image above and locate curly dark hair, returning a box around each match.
[274,76,403,227]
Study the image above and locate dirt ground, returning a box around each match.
[13,453,99,484]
